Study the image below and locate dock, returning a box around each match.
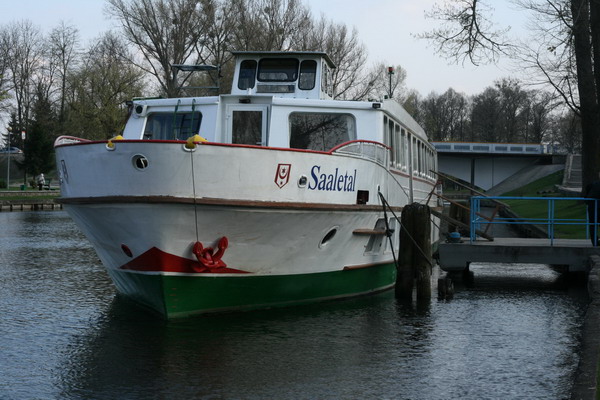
[0,190,62,212]
[438,238,599,273]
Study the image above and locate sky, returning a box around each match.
[0,0,529,96]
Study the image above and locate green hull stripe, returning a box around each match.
[107,263,397,318]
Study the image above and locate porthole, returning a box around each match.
[298,175,308,188]
[132,154,149,170]
[121,244,133,258]
[319,227,338,248]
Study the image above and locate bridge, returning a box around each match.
[431,141,564,191]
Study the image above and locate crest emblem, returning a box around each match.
[274,164,291,188]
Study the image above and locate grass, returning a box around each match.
[503,170,565,196]
[499,170,588,239]
[0,186,60,201]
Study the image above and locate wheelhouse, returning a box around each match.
[230,51,336,100]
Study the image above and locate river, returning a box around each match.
[0,211,588,399]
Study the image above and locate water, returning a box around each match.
[0,211,588,400]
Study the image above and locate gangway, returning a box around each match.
[438,196,600,273]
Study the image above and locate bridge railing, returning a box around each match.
[470,196,598,246]
[431,141,553,155]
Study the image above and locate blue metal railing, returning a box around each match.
[470,196,599,246]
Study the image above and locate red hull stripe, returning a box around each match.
[120,247,249,274]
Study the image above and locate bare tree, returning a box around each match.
[106,0,206,97]
[4,20,43,133]
[49,22,80,127]
[65,32,145,139]
[420,88,470,141]
[354,63,408,101]
[422,0,600,189]
[0,27,11,120]
[419,0,513,65]
[231,0,311,51]
[305,16,368,100]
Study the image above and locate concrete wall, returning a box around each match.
[439,155,539,190]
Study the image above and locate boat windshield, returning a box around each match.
[143,112,202,140]
[258,58,299,82]
[289,112,355,151]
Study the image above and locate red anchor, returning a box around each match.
[192,237,228,272]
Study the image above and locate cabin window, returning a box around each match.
[388,120,395,166]
[412,137,418,175]
[143,112,202,140]
[395,125,401,169]
[289,112,355,151]
[321,64,332,97]
[258,58,298,82]
[238,60,257,90]
[400,129,407,170]
[298,60,317,90]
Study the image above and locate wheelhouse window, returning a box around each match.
[258,58,298,82]
[143,112,202,140]
[321,64,332,97]
[289,112,355,151]
[298,60,317,90]
[238,60,257,90]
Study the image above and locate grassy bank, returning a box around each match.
[501,170,587,239]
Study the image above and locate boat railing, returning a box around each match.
[54,136,92,146]
[470,195,597,246]
[330,140,389,166]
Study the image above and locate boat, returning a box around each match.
[54,51,440,318]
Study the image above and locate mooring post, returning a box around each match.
[397,202,432,299]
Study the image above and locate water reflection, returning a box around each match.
[0,212,588,400]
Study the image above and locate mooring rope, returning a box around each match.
[190,147,200,242]
[385,169,411,201]
[378,191,399,271]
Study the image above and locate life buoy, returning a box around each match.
[192,237,228,271]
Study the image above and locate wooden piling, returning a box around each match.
[396,202,432,300]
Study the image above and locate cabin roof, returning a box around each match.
[231,51,336,69]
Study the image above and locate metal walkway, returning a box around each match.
[437,196,600,273]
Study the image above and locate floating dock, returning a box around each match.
[438,238,599,273]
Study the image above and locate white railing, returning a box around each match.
[331,140,389,166]
[54,136,91,147]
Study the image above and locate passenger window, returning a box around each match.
[238,60,257,90]
[298,60,317,90]
[143,112,202,140]
[289,112,355,151]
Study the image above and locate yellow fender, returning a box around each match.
[106,135,124,149]
[185,134,207,149]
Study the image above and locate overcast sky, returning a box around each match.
[0,0,529,96]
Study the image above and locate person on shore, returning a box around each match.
[36,173,45,191]
[584,172,600,245]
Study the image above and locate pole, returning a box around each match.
[387,66,394,99]
[21,130,26,187]
[5,131,10,189]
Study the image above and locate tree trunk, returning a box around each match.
[571,0,600,190]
